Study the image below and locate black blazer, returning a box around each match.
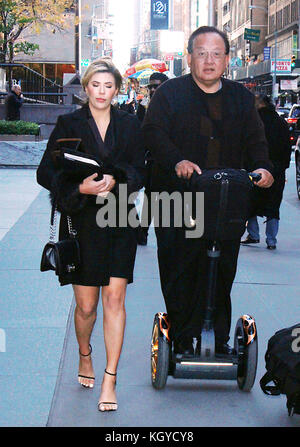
[37,104,146,215]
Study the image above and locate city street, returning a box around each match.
[0,153,299,427]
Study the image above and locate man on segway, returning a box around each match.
[142,26,274,357]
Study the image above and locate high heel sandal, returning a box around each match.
[98,369,118,412]
[78,344,95,388]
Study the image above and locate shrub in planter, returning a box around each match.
[0,120,40,136]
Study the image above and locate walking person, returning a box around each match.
[37,58,145,412]
[136,71,169,245]
[142,26,273,356]
[241,94,292,250]
[5,84,23,121]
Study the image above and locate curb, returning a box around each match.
[0,164,38,169]
[46,297,75,427]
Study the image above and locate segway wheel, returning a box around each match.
[151,313,170,389]
[234,315,258,392]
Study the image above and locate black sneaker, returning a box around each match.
[267,245,276,250]
[240,236,259,245]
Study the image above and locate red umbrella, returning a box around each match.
[124,59,168,77]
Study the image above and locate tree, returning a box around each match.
[0,0,74,63]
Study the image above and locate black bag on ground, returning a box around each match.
[260,324,300,416]
[189,168,253,240]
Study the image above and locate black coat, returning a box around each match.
[37,105,146,286]
[250,106,292,220]
[5,91,23,121]
[142,75,273,193]
[258,107,291,173]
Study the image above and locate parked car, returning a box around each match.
[295,136,300,200]
[276,106,290,119]
[286,105,300,146]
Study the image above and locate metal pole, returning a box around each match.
[272,1,277,103]
[272,30,278,102]
[169,0,174,76]
[208,0,214,26]
[75,0,81,74]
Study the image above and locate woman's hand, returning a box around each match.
[79,173,116,196]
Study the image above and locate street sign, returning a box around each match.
[271,59,291,73]
[263,47,271,60]
[150,0,169,30]
[165,54,174,61]
[230,56,242,68]
[81,59,90,67]
[244,28,261,42]
[281,79,298,90]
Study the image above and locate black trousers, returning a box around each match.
[155,225,241,344]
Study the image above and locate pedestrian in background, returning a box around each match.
[37,58,145,413]
[136,71,169,122]
[5,84,23,121]
[241,94,291,250]
[136,71,169,245]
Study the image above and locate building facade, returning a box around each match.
[216,0,300,101]
[14,0,112,85]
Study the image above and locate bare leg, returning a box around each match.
[98,277,127,411]
[73,285,100,388]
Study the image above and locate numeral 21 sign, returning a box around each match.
[151,0,169,30]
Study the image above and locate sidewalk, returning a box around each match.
[0,171,73,426]
[0,143,299,427]
[0,141,47,167]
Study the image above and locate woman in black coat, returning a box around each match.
[241,94,291,249]
[37,58,145,412]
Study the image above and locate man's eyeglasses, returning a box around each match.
[193,50,226,60]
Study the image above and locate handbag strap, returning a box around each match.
[49,202,76,242]
[49,203,58,242]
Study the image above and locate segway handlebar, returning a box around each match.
[187,169,262,189]
[248,172,262,183]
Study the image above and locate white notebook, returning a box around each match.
[64,152,100,167]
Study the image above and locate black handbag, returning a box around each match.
[40,203,81,276]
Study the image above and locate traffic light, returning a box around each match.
[291,55,296,67]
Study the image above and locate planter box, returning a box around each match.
[0,134,42,142]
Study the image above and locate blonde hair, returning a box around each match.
[81,57,123,91]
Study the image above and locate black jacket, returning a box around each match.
[37,104,146,215]
[142,74,272,192]
[258,106,291,173]
[250,106,292,219]
[36,104,146,286]
[5,91,23,121]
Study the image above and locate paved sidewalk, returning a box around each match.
[0,148,299,427]
[0,141,47,167]
[0,169,72,426]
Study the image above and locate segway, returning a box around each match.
[151,169,260,391]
